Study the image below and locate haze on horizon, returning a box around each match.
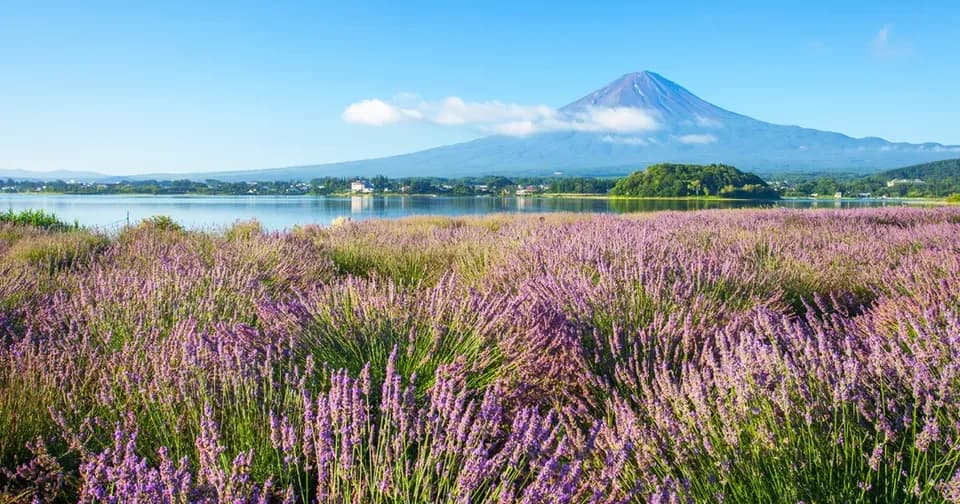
[2,0,959,175]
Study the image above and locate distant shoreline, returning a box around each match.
[2,191,954,204]
[0,191,774,202]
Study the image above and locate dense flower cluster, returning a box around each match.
[1,208,960,502]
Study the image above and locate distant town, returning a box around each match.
[0,175,615,197]
[1,158,958,200]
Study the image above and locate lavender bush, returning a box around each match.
[2,208,960,502]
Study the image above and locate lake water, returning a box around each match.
[0,194,934,231]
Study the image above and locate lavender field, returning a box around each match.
[1,208,960,503]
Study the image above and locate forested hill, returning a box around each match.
[799,158,960,198]
[875,159,960,182]
[610,163,778,199]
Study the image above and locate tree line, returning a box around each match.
[4,158,958,199]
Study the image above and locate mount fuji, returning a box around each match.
[10,71,956,181]
[192,71,956,181]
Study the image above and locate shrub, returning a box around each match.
[0,209,77,231]
[138,215,183,232]
[225,219,263,241]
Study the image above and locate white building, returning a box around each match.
[515,185,537,196]
[886,178,925,188]
[351,180,374,193]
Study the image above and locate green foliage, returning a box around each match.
[225,219,264,241]
[0,209,77,231]
[323,221,499,286]
[877,158,960,184]
[782,158,960,198]
[139,215,183,232]
[546,177,617,194]
[610,163,778,199]
[719,183,781,199]
[947,193,960,203]
[294,281,503,397]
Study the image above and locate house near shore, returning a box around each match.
[887,178,925,188]
[515,185,537,196]
[350,180,374,193]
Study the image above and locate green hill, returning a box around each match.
[875,158,960,181]
[782,159,960,198]
[867,159,960,196]
[610,163,778,199]
[863,159,960,197]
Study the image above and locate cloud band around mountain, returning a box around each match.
[342,95,660,136]
[341,99,423,125]
[675,133,718,145]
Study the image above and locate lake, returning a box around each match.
[0,194,934,231]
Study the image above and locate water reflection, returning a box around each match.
[350,196,372,214]
[0,194,935,231]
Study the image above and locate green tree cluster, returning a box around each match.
[546,177,617,194]
[610,163,778,199]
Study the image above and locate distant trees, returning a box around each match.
[451,184,474,196]
[545,177,617,194]
[878,159,960,184]
[310,178,351,194]
[868,159,960,197]
[406,179,434,194]
[780,158,960,198]
[5,166,786,200]
[610,163,778,199]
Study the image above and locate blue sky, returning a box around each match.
[1,0,958,174]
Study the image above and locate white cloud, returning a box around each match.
[431,97,559,126]
[493,121,538,136]
[900,144,959,153]
[694,115,723,128]
[871,24,912,59]
[341,95,660,136]
[580,107,659,133]
[601,135,649,145]
[341,99,418,126]
[676,134,718,145]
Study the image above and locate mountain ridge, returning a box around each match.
[560,71,747,124]
[3,71,958,182]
